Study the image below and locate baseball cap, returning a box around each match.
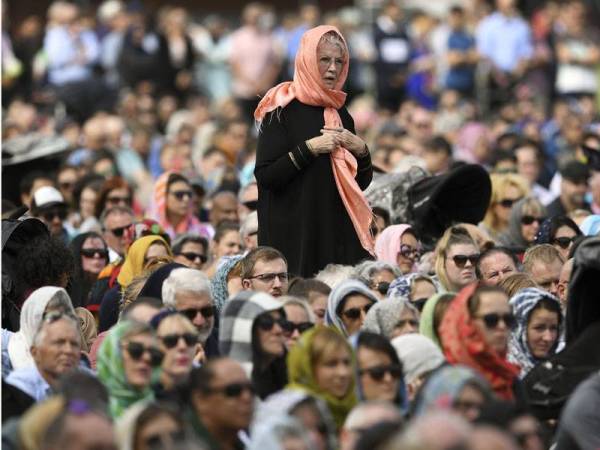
[32,186,66,209]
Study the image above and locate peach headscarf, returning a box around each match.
[254,25,374,256]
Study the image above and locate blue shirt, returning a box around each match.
[5,365,52,402]
[44,26,100,85]
[476,12,533,72]
[445,30,475,92]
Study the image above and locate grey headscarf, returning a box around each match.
[361,297,419,339]
[325,279,378,336]
[498,197,547,249]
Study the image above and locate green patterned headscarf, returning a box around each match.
[286,326,357,430]
[97,321,159,418]
[419,293,454,348]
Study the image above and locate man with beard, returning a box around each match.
[162,268,219,358]
[241,247,289,298]
[546,161,591,216]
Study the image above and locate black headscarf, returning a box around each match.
[68,232,108,308]
[136,262,186,301]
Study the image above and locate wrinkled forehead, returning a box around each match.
[316,31,347,57]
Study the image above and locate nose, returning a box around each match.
[542,329,555,342]
[193,312,206,328]
[272,276,282,288]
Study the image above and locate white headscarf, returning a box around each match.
[7,287,75,371]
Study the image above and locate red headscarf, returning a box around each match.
[439,283,520,400]
[254,25,374,256]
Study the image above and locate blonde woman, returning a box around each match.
[434,226,480,293]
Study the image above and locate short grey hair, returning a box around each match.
[162,268,213,308]
[318,31,347,58]
[240,211,258,239]
[32,314,80,348]
[100,205,134,228]
[353,260,402,282]
[315,264,355,289]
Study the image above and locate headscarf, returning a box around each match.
[361,297,419,339]
[388,272,440,299]
[96,321,158,418]
[75,307,97,353]
[391,334,446,385]
[375,224,414,268]
[210,255,244,312]
[247,415,313,450]
[8,287,75,371]
[325,279,378,336]
[498,197,547,250]
[439,283,520,400]
[412,365,492,417]
[117,235,172,288]
[455,122,491,164]
[18,396,66,450]
[219,291,284,376]
[419,293,449,348]
[508,287,563,378]
[254,25,374,256]
[115,400,151,450]
[580,214,600,236]
[69,232,108,308]
[147,171,210,240]
[286,326,357,429]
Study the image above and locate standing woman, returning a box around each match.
[254,25,375,278]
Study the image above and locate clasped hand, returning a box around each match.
[306,127,367,157]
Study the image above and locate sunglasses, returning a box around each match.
[170,190,193,201]
[106,195,131,205]
[411,298,428,312]
[109,224,132,237]
[80,248,109,259]
[180,306,215,321]
[122,341,164,366]
[552,236,576,249]
[359,364,403,381]
[498,197,522,208]
[342,303,373,320]
[41,209,67,222]
[209,381,255,398]
[521,215,545,226]
[243,200,258,211]
[59,181,75,190]
[372,281,390,296]
[255,313,290,332]
[178,252,207,264]
[476,312,516,330]
[450,254,480,268]
[399,244,421,260]
[248,272,289,283]
[284,321,314,335]
[159,332,198,349]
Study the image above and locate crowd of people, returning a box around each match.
[2,0,600,449]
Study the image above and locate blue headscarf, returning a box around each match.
[210,255,244,312]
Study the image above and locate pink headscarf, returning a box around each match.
[254,25,374,256]
[375,224,413,266]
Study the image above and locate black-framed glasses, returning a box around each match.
[359,364,403,381]
[499,197,522,208]
[159,333,198,349]
[255,313,289,332]
[476,312,516,330]
[248,272,289,283]
[106,195,131,206]
[450,254,480,268]
[178,252,207,264]
[80,248,109,259]
[41,208,67,222]
[552,236,576,249]
[342,303,373,320]
[208,382,255,398]
[179,306,215,321]
[399,244,421,260]
[372,281,390,295]
[109,223,132,237]
[521,215,545,226]
[283,321,314,335]
[122,341,164,366]
[242,200,258,211]
[170,190,193,201]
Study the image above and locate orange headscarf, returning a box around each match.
[254,25,374,256]
[439,283,520,401]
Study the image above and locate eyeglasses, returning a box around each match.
[122,341,164,366]
[476,312,516,330]
[399,244,421,260]
[208,381,255,398]
[359,364,403,381]
[108,224,132,237]
[179,306,215,321]
[450,254,480,268]
[106,195,131,205]
[159,332,198,349]
[498,197,522,208]
[41,208,67,222]
[247,272,289,283]
[170,190,193,201]
[521,215,545,226]
[80,248,109,259]
[178,252,207,264]
[552,236,576,249]
[255,313,290,332]
[372,281,390,296]
[342,303,373,320]
[242,200,258,211]
[411,298,428,312]
[283,321,314,335]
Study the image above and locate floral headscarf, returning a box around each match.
[508,287,563,378]
[439,283,520,400]
[117,235,172,288]
[388,272,440,300]
[210,255,244,313]
[361,297,419,339]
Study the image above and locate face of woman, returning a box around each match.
[370,269,396,300]
[357,347,399,402]
[135,413,183,450]
[256,310,286,358]
[166,180,192,217]
[397,232,419,274]
[453,384,486,422]
[283,304,311,350]
[157,317,197,379]
[314,345,352,399]
[472,291,512,355]
[493,185,522,228]
[520,208,544,243]
[445,243,479,291]
[317,41,344,89]
[80,187,97,219]
[121,333,160,390]
[215,230,242,259]
[526,307,559,359]
[81,236,108,274]
[410,279,436,309]
[553,225,578,261]
[309,292,328,325]
[391,309,419,338]
[144,243,170,269]
[292,403,328,450]
[339,294,373,336]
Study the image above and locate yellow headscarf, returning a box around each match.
[286,326,357,429]
[117,235,172,288]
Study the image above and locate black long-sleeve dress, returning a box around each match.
[254,99,373,278]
